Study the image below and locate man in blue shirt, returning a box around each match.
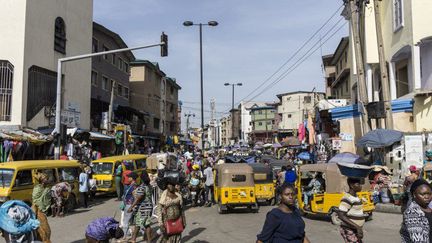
[79,166,90,208]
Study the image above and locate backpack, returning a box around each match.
[284,170,297,184]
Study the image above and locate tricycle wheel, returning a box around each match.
[366,213,373,221]
[330,211,341,225]
[217,203,226,214]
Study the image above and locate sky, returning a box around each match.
[93,0,348,128]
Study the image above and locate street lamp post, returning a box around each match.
[183,20,218,151]
[184,112,195,137]
[224,83,242,143]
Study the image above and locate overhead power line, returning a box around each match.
[244,21,347,103]
[235,4,345,108]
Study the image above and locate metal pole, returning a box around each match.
[348,0,370,135]
[54,60,62,159]
[108,80,116,132]
[53,42,164,159]
[232,84,235,110]
[199,24,205,150]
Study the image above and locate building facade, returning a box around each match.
[239,101,266,144]
[163,77,181,137]
[330,37,353,101]
[277,91,325,136]
[0,0,93,129]
[129,60,181,140]
[91,22,135,131]
[249,103,277,144]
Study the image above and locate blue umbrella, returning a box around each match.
[357,129,403,148]
[328,152,367,164]
[298,152,311,161]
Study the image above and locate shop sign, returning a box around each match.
[332,139,342,150]
[404,135,424,175]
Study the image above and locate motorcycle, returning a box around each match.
[188,177,205,207]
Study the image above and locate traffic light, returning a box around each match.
[161,32,168,57]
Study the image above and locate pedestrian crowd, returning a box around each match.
[1,147,432,243]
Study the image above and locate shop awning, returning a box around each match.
[89,132,114,141]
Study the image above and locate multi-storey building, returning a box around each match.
[129,60,181,142]
[91,22,135,131]
[277,91,325,136]
[0,0,93,129]
[249,103,277,144]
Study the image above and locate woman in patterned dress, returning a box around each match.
[400,179,432,243]
[32,172,52,243]
[156,177,186,243]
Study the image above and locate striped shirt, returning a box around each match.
[133,185,153,216]
[338,193,365,227]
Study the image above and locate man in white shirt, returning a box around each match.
[203,164,214,207]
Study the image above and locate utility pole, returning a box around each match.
[373,0,394,129]
[108,80,116,132]
[347,0,370,134]
[184,112,195,137]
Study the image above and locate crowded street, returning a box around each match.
[1,0,432,243]
[44,196,401,243]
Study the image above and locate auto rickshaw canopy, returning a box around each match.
[215,163,254,187]
[299,163,349,194]
[249,163,273,183]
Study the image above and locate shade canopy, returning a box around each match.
[328,152,367,165]
[356,129,403,148]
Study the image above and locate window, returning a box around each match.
[27,66,57,121]
[93,163,113,175]
[91,71,98,87]
[118,58,123,70]
[393,0,404,31]
[14,170,33,187]
[170,86,174,95]
[154,118,160,129]
[92,38,98,53]
[37,169,56,184]
[258,110,262,115]
[345,81,349,92]
[287,114,292,118]
[0,61,14,121]
[267,121,271,125]
[102,76,109,91]
[117,84,122,97]
[123,160,135,171]
[232,174,246,182]
[112,54,116,65]
[304,96,312,104]
[135,159,146,169]
[0,169,14,187]
[124,63,129,73]
[58,168,78,182]
[258,122,263,126]
[103,45,109,60]
[124,87,129,99]
[54,17,66,54]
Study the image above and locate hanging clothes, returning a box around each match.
[307,112,316,145]
[298,123,305,142]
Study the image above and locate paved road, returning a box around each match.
[1,196,402,243]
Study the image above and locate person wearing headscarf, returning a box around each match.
[85,217,124,243]
[400,179,432,243]
[50,182,72,217]
[0,200,40,243]
[31,172,52,243]
[156,176,185,243]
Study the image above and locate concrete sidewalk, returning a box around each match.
[374,203,402,214]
